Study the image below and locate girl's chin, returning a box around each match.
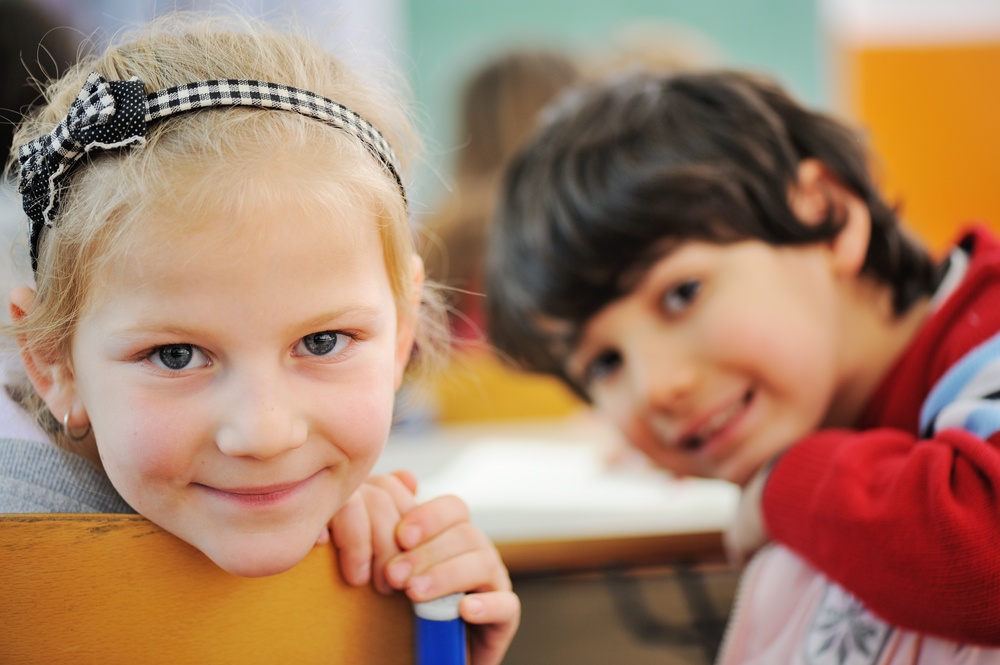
[201,538,318,578]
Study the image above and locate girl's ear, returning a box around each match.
[8,286,86,427]
[788,158,871,278]
[393,254,424,390]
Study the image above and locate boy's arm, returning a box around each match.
[761,425,1000,645]
[757,239,1000,646]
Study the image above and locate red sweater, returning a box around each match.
[763,225,1000,645]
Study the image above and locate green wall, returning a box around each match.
[404,0,825,208]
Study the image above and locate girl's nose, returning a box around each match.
[215,377,309,460]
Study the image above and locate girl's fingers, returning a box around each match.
[404,519,498,578]
[387,528,510,600]
[461,590,521,626]
[395,494,471,550]
[329,492,372,586]
[382,491,519,665]
[389,469,419,495]
[332,480,413,593]
[355,483,406,595]
[365,472,420,516]
[463,591,521,665]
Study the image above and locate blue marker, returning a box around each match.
[414,593,467,665]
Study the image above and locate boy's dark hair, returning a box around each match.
[484,70,941,397]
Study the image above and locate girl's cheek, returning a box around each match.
[331,383,396,449]
[104,411,191,480]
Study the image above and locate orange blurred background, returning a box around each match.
[828,1,1000,252]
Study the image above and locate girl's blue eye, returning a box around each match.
[663,278,701,314]
[297,331,348,357]
[150,344,208,371]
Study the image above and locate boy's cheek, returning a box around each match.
[638,446,699,477]
[620,425,695,476]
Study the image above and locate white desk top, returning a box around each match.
[376,418,739,545]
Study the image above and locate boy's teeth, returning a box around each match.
[665,392,752,451]
[682,436,702,451]
[687,400,743,448]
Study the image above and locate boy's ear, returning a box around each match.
[8,286,85,427]
[789,158,871,278]
[787,159,831,226]
[393,254,424,390]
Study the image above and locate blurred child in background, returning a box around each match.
[485,68,1000,661]
[424,47,581,342]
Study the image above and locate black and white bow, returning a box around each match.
[18,73,146,270]
[18,72,406,271]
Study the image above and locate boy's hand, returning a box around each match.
[385,494,520,665]
[327,471,419,593]
[723,462,771,566]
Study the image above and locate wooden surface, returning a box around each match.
[497,530,727,577]
[0,514,413,665]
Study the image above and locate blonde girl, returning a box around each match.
[3,12,517,664]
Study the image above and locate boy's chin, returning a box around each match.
[717,463,756,488]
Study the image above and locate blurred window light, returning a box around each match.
[822,0,1000,45]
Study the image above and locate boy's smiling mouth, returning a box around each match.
[675,390,755,452]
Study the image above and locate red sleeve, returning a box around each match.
[763,426,1000,645]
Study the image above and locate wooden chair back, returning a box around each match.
[0,513,413,664]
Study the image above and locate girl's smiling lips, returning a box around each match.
[197,469,325,507]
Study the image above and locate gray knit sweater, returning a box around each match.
[0,437,133,513]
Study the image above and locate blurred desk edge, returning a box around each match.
[382,418,735,577]
[497,530,726,577]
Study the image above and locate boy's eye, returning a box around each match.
[150,344,209,371]
[584,349,622,386]
[296,331,349,357]
[662,278,701,315]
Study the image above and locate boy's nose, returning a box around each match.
[215,376,309,459]
[628,340,696,413]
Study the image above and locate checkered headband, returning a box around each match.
[17,72,406,272]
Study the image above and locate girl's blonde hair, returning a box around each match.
[6,12,447,442]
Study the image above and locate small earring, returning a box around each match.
[62,412,91,442]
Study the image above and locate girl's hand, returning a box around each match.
[328,471,419,594]
[385,494,520,665]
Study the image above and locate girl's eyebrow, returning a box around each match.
[105,323,199,339]
[107,305,387,339]
[297,305,387,330]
